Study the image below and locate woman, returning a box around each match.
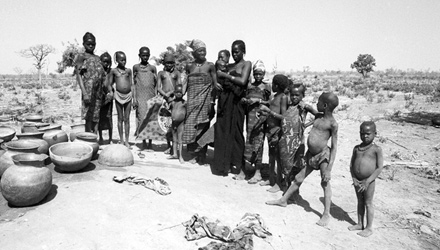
[213,40,252,177]
[74,32,106,133]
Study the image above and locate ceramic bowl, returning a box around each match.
[49,142,93,172]
[0,126,16,142]
[25,114,43,123]
[12,153,48,167]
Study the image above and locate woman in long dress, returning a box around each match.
[212,40,251,177]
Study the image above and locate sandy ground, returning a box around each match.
[1,86,440,249]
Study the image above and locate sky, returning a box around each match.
[1,0,440,75]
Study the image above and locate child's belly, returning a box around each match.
[172,109,186,123]
[116,81,131,94]
[353,159,376,180]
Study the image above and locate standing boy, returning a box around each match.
[168,84,186,164]
[266,92,339,227]
[348,121,383,237]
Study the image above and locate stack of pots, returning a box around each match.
[73,132,99,159]
[69,123,86,141]
[16,132,49,154]
[38,125,68,147]
[0,140,40,177]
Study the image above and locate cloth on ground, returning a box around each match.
[113,174,171,195]
[183,213,271,250]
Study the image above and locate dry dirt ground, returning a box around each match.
[0,82,440,249]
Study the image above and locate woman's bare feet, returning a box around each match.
[348,224,363,231]
[265,199,288,207]
[267,184,281,193]
[179,157,184,164]
[259,180,270,186]
[316,214,331,227]
[357,228,373,237]
[167,155,178,160]
[232,171,246,180]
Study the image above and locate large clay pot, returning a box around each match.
[98,144,134,167]
[1,154,52,207]
[70,123,86,142]
[0,140,40,177]
[16,132,49,154]
[38,125,68,147]
[49,142,93,172]
[21,122,50,133]
[73,132,99,159]
[0,126,16,142]
[25,114,43,123]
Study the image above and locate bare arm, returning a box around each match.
[217,61,251,87]
[127,68,135,103]
[156,72,167,97]
[209,63,219,102]
[305,104,321,116]
[349,147,359,184]
[74,54,88,100]
[365,147,384,184]
[107,69,115,98]
[327,121,339,174]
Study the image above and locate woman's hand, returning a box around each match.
[259,105,271,113]
[82,93,91,104]
[214,82,223,91]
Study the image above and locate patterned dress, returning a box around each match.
[134,64,164,140]
[243,84,270,167]
[78,53,105,123]
[278,101,308,177]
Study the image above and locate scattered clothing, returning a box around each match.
[114,90,133,104]
[113,174,171,195]
[183,213,271,250]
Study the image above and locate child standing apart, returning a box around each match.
[98,52,113,144]
[133,47,157,151]
[157,53,181,154]
[107,51,135,147]
[256,75,288,189]
[348,121,383,237]
[168,84,186,163]
[266,92,339,228]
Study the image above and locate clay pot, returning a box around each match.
[0,140,40,177]
[0,126,16,142]
[1,154,52,207]
[0,115,12,124]
[16,132,49,154]
[25,114,43,123]
[69,123,86,141]
[98,144,134,167]
[49,142,93,172]
[73,132,99,159]
[21,122,50,133]
[38,125,68,147]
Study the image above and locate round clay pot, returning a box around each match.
[16,132,49,154]
[0,115,12,123]
[73,132,99,159]
[70,123,86,141]
[0,126,16,142]
[21,122,50,133]
[49,142,93,172]
[0,140,40,177]
[1,154,52,207]
[25,114,43,123]
[39,125,68,147]
[98,144,133,167]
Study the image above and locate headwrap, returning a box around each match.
[83,32,95,42]
[189,39,206,51]
[253,60,265,72]
[163,53,176,62]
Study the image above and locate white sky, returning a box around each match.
[1,0,439,74]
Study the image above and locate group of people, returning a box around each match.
[75,32,383,237]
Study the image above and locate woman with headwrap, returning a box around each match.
[182,39,219,164]
[212,40,251,177]
[243,60,271,184]
[74,32,106,133]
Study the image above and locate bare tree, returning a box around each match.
[19,44,55,85]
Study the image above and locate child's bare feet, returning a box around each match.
[232,171,246,180]
[188,157,197,164]
[267,184,281,193]
[248,176,262,184]
[124,141,131,148]
[348,224,363,231]
[164,148,171,154]
[259,180,270,186]
[179,158,184,164]
[167,155,178,160]
[265,199,288,207]
[357,228,373,237]
[316,214,331,227]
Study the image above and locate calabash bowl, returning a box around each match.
[49,142,93,172]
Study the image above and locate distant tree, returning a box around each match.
[19,44,55,85]
[57,40,84,74]
[351,54,376,78]
[152,41,193,72]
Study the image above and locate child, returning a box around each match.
[107,51,135,147]
[255,75,288,188]
[348,121,383,237]
[98,52,113,144]
[279,83,320,190]
[133,47,157,151]
[243,60,271,184]
[168,84,186,163]
[266,92,339,228]
[157,53,181,154]
[74,32,106,133]
[218,49,230,64]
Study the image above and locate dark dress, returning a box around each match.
[212,71,246,176]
